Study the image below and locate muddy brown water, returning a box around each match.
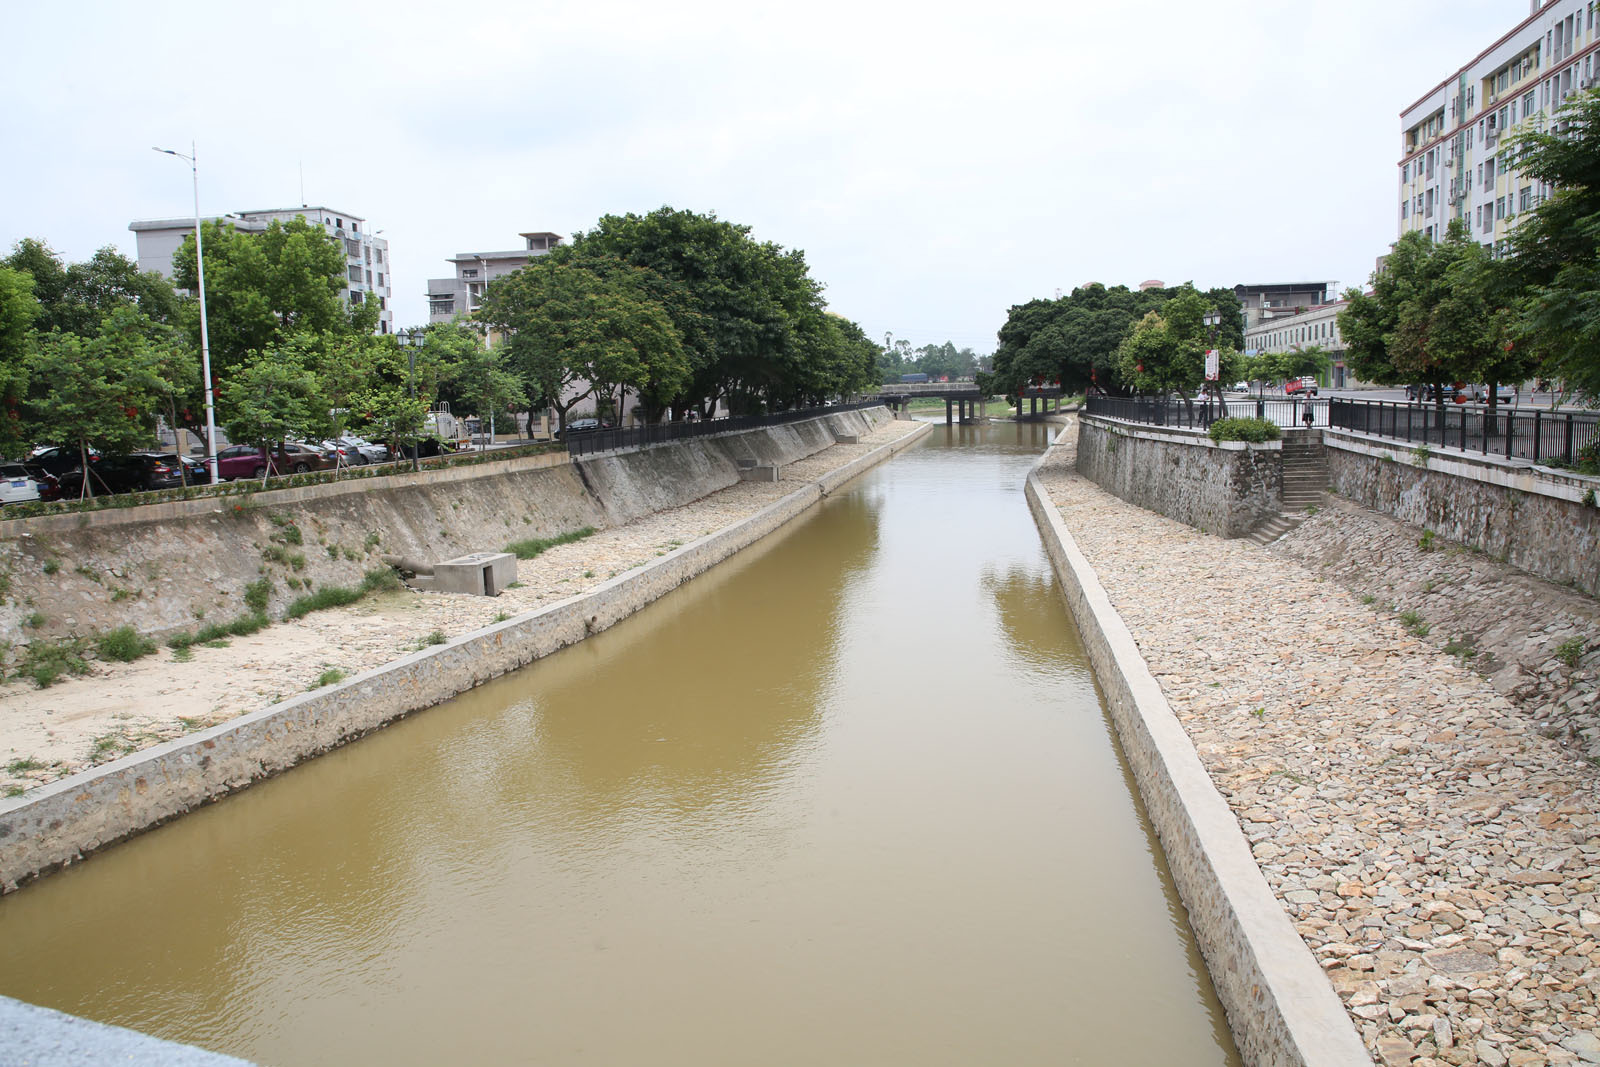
[0,421,1240,1066]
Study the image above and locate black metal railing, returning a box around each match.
[563,399,887,457]
[1085,394,1328,429]
[1328,397,1597,465]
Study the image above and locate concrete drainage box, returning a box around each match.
[432,552,517,596]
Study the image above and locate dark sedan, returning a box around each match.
[60,452,205,495]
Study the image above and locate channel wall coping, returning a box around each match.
[1025,431,1368,1067]
[0,995,253,1066]
[0,421,930,893]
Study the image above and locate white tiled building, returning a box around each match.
[1399,0,1599,251]
[129,206,393,334]
[426,232,563,324]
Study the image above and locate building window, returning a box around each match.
[347,265,362,283]
[377,273,384,288]
[1524,89,1536,117]
[366,269,373,286]
[462,268,478,278]
[376,249,384,264]
[1402,199,1410,219]
[349,290,363,304]
[1521,185,1534,211]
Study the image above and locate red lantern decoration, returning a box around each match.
[1135,363,1144,374]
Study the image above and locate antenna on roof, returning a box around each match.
[299,161,305,208]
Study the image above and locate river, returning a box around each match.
[0,420,1239,1065]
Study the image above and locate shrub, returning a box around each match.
[243,578,272,614]
[1555,636,1587,668]
[285,585,364,619]
[96,626,157,663]
[1207,417,1281,443]
[310,668,347,689]
[18,638,89,688]
[1411,443,1433,467]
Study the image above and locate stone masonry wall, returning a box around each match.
[1324,431,1600,598]
[1075,415,1282,538]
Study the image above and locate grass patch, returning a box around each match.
[243,578,272,614]
[172,646,194,663]
[6,757,44,774]
[309,668,347,690]
[23,612,44,629]
[41,559,59,575]
[1555,636,1586,669]
[1399,609,1431,637]
[1443,636,1478,660]
[283,568,401,621]
[96,626,156,663]
[1360,593,1376,605]
[504,526,596,560]
[110,587,132,602]
[1411,443,1433,467]
[1418,529,1436,552]
[424,630,447,646]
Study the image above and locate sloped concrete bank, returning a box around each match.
[0,418,928,893]
[1025,430,1368,1067]
[0,408,891,655]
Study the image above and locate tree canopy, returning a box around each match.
[990,282,1242,397]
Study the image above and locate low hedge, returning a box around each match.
[1207,416,1281,443]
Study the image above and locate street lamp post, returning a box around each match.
[153,143,220,485]
[1202,310,1222,422]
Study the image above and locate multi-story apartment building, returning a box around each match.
[129,206,394,334]
[426,231,563,324]
[1399,0,1598,251]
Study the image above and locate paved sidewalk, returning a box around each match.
[1036,433,1600,1067]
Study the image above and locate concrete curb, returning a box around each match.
[0,422,931,893]
[1024,436,1369,1067]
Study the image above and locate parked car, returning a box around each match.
[322,436,390,466]
[1470,383,1517,403]
[215,442,335,481]
[60,452,200,495]
[1284,376,1319,396]
[555,418,614,439]
[26,445,98,480]
[0,463,60,505]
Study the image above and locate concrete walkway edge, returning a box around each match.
[1024,437,1370,1067]
[0,422,932,894]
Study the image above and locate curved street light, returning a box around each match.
[152,143,220,485]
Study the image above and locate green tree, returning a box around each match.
[170,216,363,379]
[0,266,39,456]
[219,338,325,482]
[479,259,686,434]
[3,240,178,337]
[1340,222,1513,416]
[449,342,527,448]
[1501,88,1600,401]
[24,308,164,495]
[1113,288,1216,400]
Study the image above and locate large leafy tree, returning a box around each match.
[24,308,165,494]
[479,259,688,434]
[0,266,39,456]
[992,282,1241,398]
[1112,288,1219,400]
[1501,88,1600,401]
[557,207,865,416]
[218,337,326,479]
[2,240,179,336]
[170,216,366,379]
[1340,221,1515,414]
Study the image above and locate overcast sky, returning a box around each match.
[3,0,1529,354]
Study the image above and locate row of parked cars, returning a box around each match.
[1,436,404,506]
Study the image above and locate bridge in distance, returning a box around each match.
[871,381,1065,424]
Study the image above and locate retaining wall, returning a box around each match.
[1075,415,1282,538]
[1027,437,1368,1067]
[1324,429,1600,598]
[0,418,928,893]
[0,408,890,651]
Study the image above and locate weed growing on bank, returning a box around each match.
[504,526,596,560]
[95,626,157,663]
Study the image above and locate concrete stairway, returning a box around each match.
[1247,431,1330,546]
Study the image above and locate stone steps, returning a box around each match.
[1247,433,1329,544]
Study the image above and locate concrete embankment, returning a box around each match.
[0,408,891,652]
[0,413,927,893]
[1025,424,1369,1067]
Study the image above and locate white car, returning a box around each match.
[0,463,49,505]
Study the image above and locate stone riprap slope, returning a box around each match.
[1275,496,1599,767]
[1036,439,1599,1067]
[0,421,924,795]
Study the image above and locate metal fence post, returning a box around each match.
[1533,409,1542,463]
[1505,410,1515,459]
